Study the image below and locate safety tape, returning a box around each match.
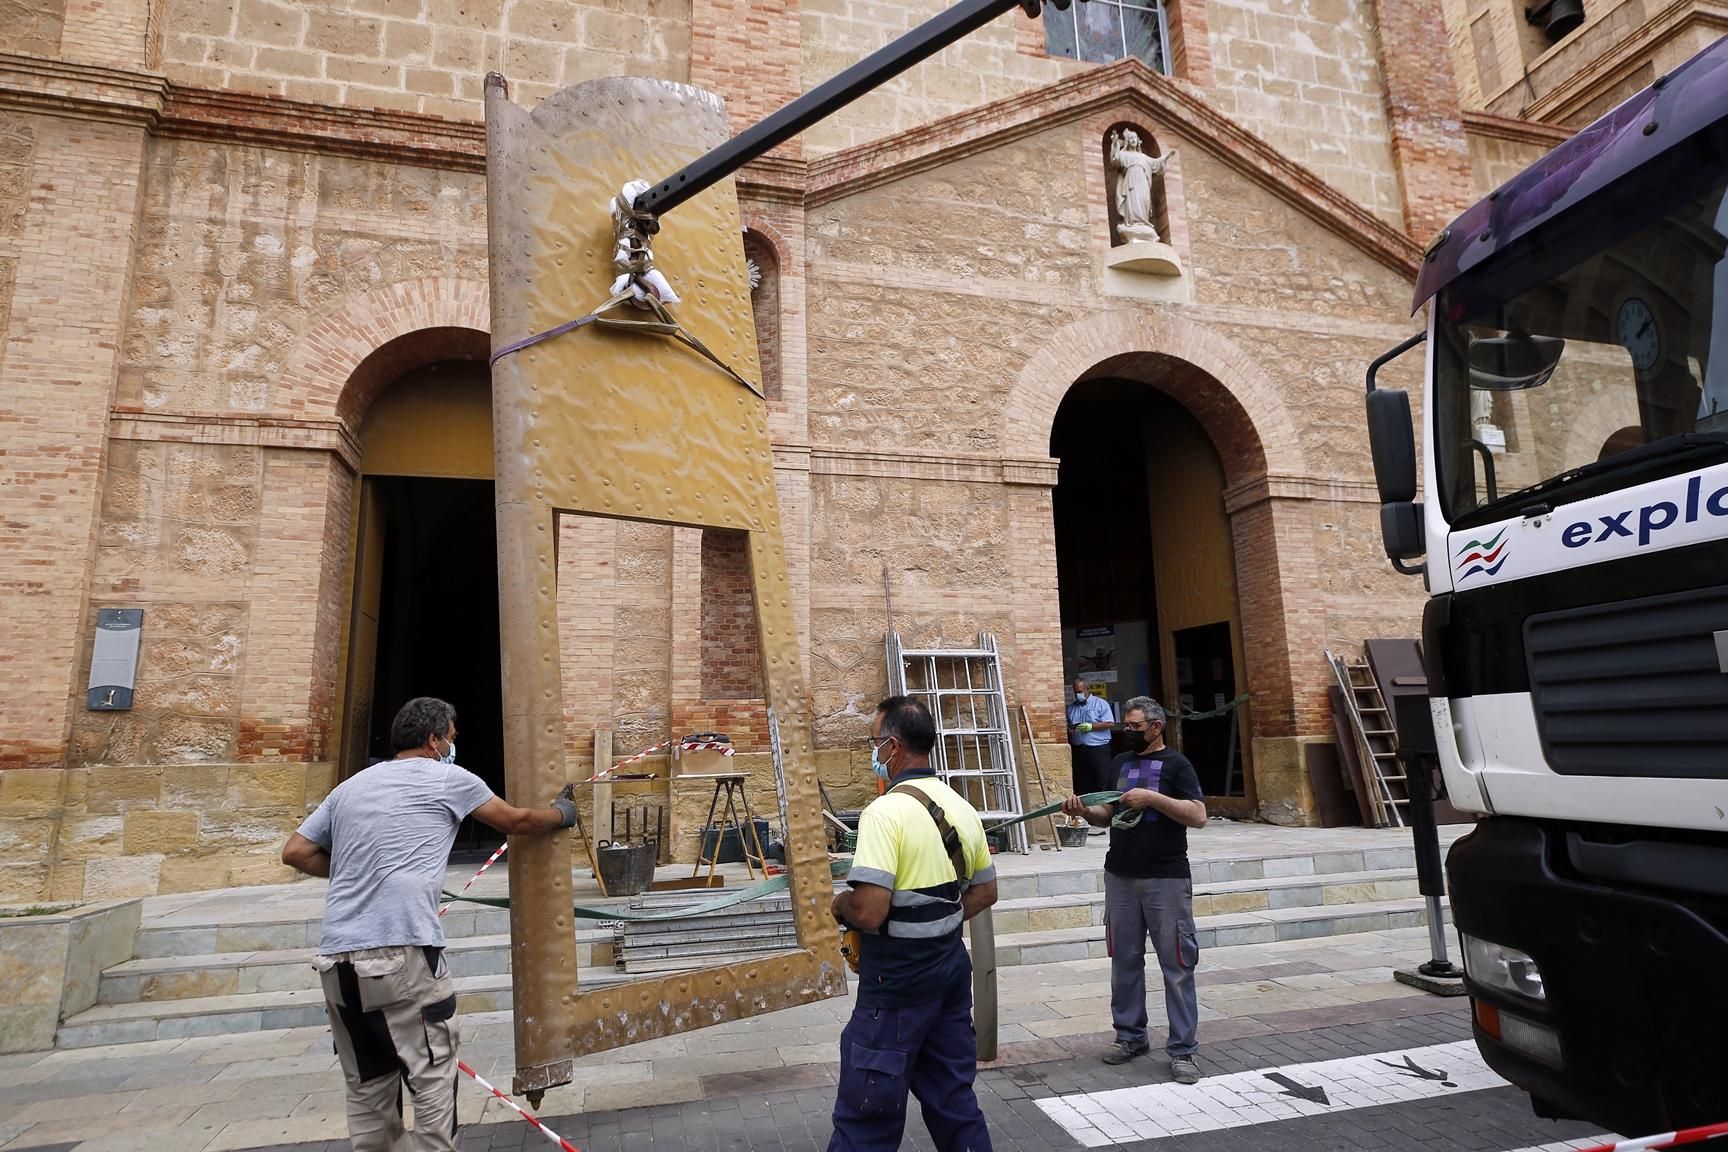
[458,1060,581,1152]
[440,839,510,919]
[581,739,736,782]
[1578,1122,1728,1152]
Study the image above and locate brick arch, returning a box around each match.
[1003,307,1304,482]
[279,277,491,425]
[1004,307,1319,815]
[740,214,794,273]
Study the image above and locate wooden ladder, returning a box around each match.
[1326,650,1409,828]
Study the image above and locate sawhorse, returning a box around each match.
[685,772,768,884]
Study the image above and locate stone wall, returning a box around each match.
[159,0,692,116]
[120,138,489,421]
[1206,0,1403,224]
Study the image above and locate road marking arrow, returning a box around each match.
[1378,1055,1456,1087]
[1263,1072,1329,1105]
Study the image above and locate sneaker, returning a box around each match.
[1170,1055,1201,1084]
[1101,1040,1150,1065]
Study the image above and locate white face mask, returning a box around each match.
[440,740,457,765]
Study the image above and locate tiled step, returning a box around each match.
[988,868,1421,935]
[99,929,612,1005]
[985,896,1453,967]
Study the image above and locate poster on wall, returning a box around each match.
[1075,625,1118,684]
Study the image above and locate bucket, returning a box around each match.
[1057,824,1090,848]
[596,840,656,896]
[699,818,772,864]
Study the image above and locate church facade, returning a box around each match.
[0,0,1713,899]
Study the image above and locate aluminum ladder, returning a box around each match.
[886,631,1030,852]
[1326,649,1408,828]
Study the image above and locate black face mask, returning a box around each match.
[1121,729,1149,754]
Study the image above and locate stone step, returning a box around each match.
[60,967,649,1049]
[98,930,611,1005]
[993,844,1429,902]
[986,896,1453,967]
[989,868,1421,935]
[133,905,517,959]
[65,894,1451,1048]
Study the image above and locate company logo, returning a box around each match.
[1560,474,1728,552]
[1455,528,1509,582]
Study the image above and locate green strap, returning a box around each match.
[982,790,1140,832]
[442,858,851,921]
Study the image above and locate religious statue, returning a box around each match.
[1110,129,1176,245]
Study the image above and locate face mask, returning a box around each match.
[1074,692,1087,703]
[1121,729,1149,754]
[440,741,457,765]
[870,738,891,781]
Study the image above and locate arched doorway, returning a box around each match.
[1051,377,1254,817]
[337,335,504,851]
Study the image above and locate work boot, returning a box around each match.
[1101,1040,1149,1065]
[1170,1054,1201,1084]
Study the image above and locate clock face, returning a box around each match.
[1617,297,1661,372]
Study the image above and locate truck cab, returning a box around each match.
[1367,36,1728,1135]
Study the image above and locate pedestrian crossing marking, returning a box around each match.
[1036,1040,1504,1146]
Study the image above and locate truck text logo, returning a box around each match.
[1455,528,1509,581]
[1561,474,1728,551]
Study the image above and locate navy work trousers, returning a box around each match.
[828,976,993,1152]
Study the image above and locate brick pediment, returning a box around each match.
[801,58,1423,280]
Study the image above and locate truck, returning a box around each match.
[1364,35,1728,1137]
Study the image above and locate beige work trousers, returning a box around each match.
[317,944,461,1152]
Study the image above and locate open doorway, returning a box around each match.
[366,476,505,851]
[341,354,505,853]
[1051,377,1252,814]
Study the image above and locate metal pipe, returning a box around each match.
[1365,330,1427,395]
[636,0,1036,216]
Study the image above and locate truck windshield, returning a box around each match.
[1434,166,1728,527]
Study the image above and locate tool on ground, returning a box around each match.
[458,1060,582,1152]
[1017,703,1063,851]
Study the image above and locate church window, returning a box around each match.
[1043,0,1171,72]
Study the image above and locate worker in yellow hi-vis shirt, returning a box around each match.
[829,695,1000,1152]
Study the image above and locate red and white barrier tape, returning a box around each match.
[584,739,734,781]
[458,1060,582,1152]
[1578,1123,1728,1152]
[440,839,509,919]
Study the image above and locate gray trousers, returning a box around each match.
[318,944,461,1151]
[1104,872,1199,1057]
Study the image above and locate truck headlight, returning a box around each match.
[1461,933,1546,1002]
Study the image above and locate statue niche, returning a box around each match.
[1105,125,1182,277]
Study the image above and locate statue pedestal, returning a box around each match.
[1105,241,1182,277]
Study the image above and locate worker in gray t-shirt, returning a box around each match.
[282,696,576,1152]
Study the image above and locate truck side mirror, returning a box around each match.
[1381,500,1424,563]
[1367,388,1424,571]
[1367,388,1417,503]
[1365,332,1427,575]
